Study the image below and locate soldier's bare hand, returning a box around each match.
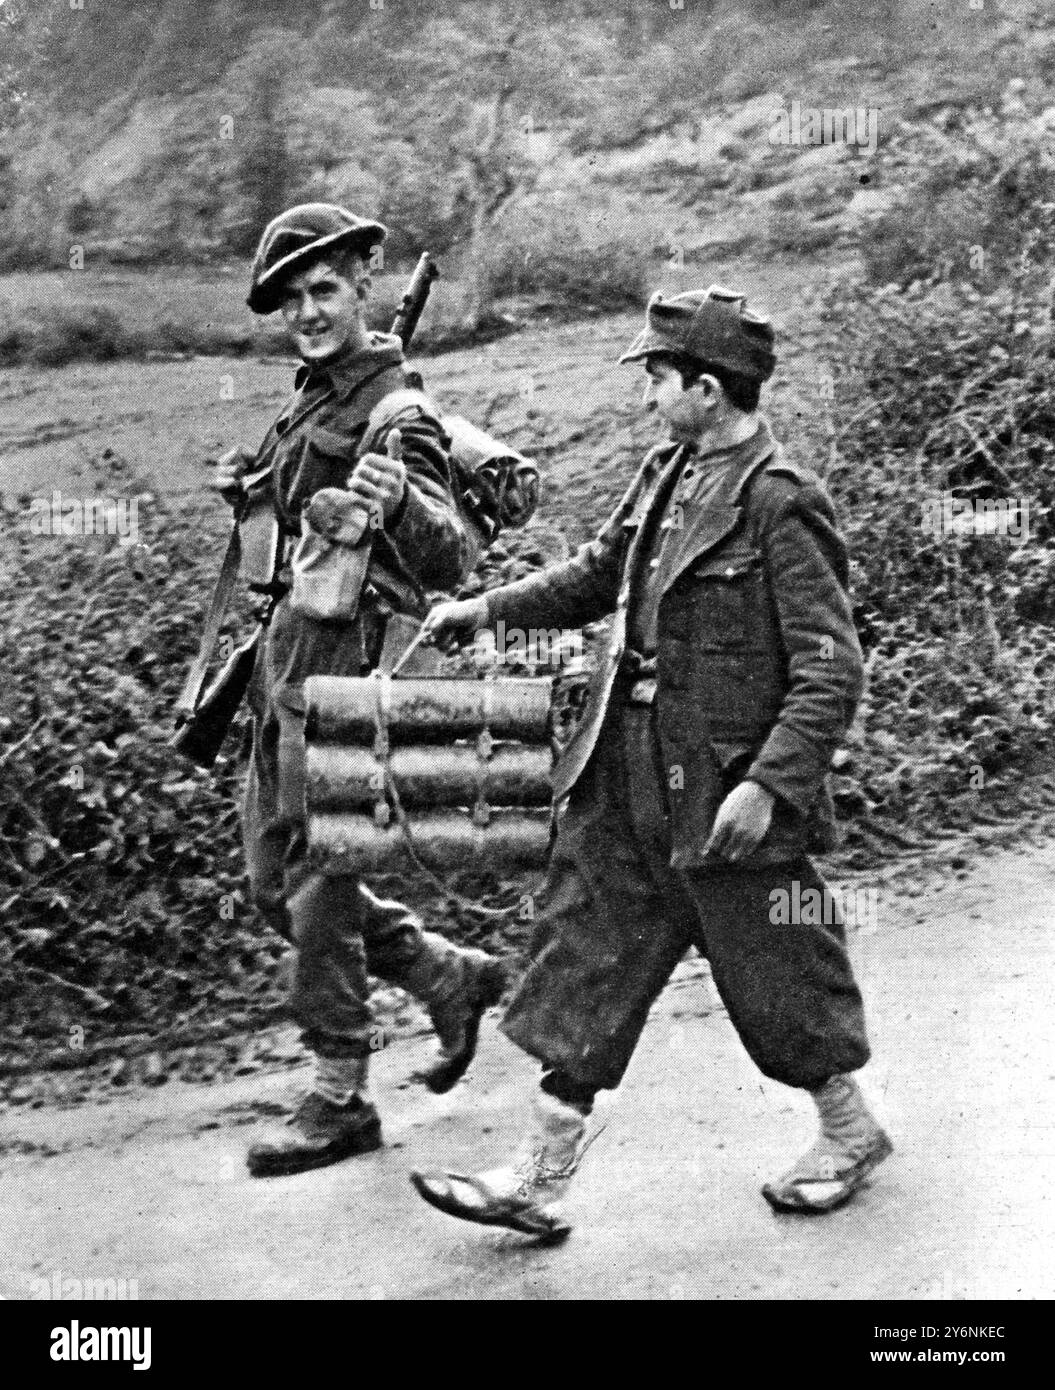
[703,780,775,862]
[346,429,406,527]
[207,445,255,507]
[422,596,490,653]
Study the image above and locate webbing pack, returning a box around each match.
[359,386,541,568]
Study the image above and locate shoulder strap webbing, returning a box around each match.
[359,387,442,458]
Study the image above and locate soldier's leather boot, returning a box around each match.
[413,949,508,1094]
[762,1073,892,1213]
[411,1091,591,1242]
[247,1090,382,1178]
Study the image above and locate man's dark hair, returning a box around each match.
[648,350,761,414]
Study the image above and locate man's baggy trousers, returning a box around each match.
[502,701,870,1092]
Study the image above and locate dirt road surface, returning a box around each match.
[3,840,1052,1301]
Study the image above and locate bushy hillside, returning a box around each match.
[2,0,1053,290]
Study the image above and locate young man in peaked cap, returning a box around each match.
[212,203,505,1177]
[411,286,891,1240]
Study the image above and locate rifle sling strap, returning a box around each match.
[175,519,244,719]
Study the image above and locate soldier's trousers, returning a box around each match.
[502,704,871,1093]
[242,696,478,1060]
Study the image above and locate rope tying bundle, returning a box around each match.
[361,660,549,919]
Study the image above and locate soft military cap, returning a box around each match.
[247,203,387,314]
[620,285,776,383]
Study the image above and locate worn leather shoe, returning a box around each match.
[416,956,508,1094]
[246,1092,382,1178]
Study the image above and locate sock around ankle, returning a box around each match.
[811,1073,878,1150]
[315,1055,369,1108]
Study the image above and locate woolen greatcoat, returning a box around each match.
[484,416,870,1091]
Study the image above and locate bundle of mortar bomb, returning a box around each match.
[304,673,555,876]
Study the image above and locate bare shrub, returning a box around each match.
[469,196,653,312]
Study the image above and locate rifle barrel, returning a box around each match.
[391,252,439,348]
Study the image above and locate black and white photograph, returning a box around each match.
[0,0,1051,1333]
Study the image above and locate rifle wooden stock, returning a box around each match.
[171,631,260,768]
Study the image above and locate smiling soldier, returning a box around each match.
[212,203,504,1177]
[412,286,891,1239]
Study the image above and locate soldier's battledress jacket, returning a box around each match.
[245,333,469,817]
[485,417,865,868]
[250,334,467,685]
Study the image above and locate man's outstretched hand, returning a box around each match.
[703,780,776,862]
[421,596,490,654]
